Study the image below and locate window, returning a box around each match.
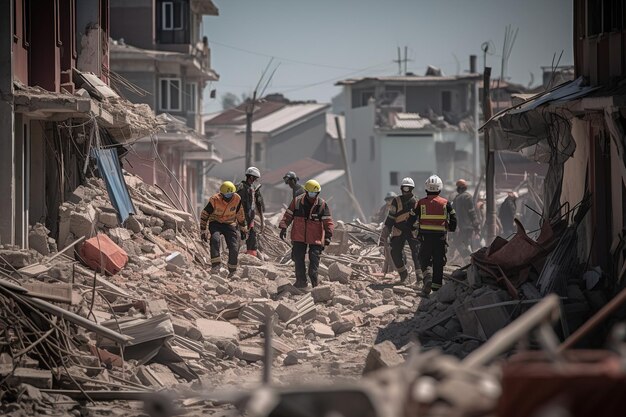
[351,139,357,163]
[390,172,399,186]
[441,91,452,113]
[369,136,375,161]
[160,78,181,111]
[185,82,197,113]
[254,142,263,163]
[161,1,183,30]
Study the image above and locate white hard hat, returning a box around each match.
[400,177,415,188]
[245,166,261,178]
[425,175,443,192]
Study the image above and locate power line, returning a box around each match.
[209,39,360,71]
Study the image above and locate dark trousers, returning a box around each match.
[390,231,420,278]
[246,226,258,252]
[418,233,447,287]
[292,242,323,286]
[209,222,239,272]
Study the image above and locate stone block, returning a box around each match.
[165,251,186,268]
[306,323,335,338]
[331,320,354,335]
[312,285,333,303]
[362,341,404,374]
[332,295,355,306]
[98,211,118,228]
[236,345,264,362]
[69,205,97,239]
[108,227,132,244]
[7,368,53,389]
[328,262,352,284]
[124,215,142,233]
[28,223,51,255]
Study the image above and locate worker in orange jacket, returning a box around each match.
[279,180,334,288]
[200,181,247,277]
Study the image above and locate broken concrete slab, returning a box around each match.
[195,318,239,343]
[98,211,118,228]
[306,323,335,338]
[236,345,264,362]
[4,368,53,389]
[276,302,299,323]
[366,305,398,317]
[331,320,354,335]
[70,204,97,239]
[165,252,186,268]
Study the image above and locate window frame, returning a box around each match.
[159,77,182,112]
[185,81,198,113]
[161,1,183,31]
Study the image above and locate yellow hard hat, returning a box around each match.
[304,179,321,193]
[220,181,236,194]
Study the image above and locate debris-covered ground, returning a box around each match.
[0,173,613,417]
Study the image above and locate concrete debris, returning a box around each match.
[362,340,404,374]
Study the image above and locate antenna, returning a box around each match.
[393,46,412,75]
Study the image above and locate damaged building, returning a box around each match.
[0,0,160,248]
[109,0,222,216]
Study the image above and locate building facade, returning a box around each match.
[336,73,480,217]
[0,0,157,248]
[110,0,220,214]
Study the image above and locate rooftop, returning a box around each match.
[262,158,333,186]
[336,73,480,86]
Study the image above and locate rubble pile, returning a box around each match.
[0,173,426,415]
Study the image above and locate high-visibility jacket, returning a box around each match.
[236,181,265,226]
[384,194,417,237]
[414,194,457,234]
[279,194,334,245]
[200,193,246,231]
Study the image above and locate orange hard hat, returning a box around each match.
[456,179,467,188]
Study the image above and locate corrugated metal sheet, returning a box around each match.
[248,103,329,134]
[93,148,136,223]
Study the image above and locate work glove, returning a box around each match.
[201,230,208,242]
[279,228,287,241]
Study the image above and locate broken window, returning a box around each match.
[390,171,398,186]
[160,78,182,111]
[185,82,198,113]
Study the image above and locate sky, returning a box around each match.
[201,0,573,114]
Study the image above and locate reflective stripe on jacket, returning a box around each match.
[416,195,456,233]
[384,195,417,237]
[279,195,334,245]
[200,193,246,230]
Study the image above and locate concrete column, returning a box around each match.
[0,0,16,245]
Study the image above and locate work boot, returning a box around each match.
[309,276,319,288]
[294,279,308,289]
[227,268,237,278]
[210,264,220,274]
[422,270,433,296]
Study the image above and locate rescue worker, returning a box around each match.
[380,178,421,284]
[283,171,305,200]
[412,175,457,294]
[200,181,247,277]
[498,191,518,237]
[372,191,398,223]
[452,179,479,260]
[236,167,265,257]
[279,180,334,288]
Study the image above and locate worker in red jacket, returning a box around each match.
[411,175,457,295]
[279,180,334,288]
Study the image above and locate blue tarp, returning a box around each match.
[92,148,135,223]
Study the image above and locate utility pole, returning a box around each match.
[470,55,479,182]
[483,67,496,244]
[244,90,257,170]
